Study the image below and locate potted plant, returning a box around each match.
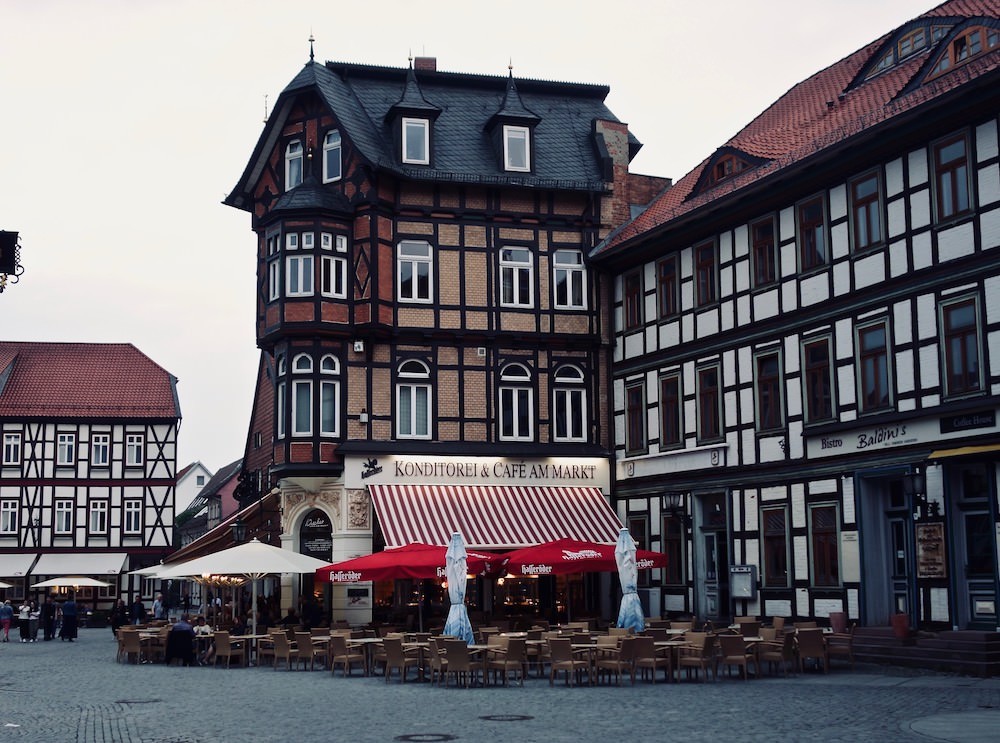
[890,612,909,639]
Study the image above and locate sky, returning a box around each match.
[0,0,938,475]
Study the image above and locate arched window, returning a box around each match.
[292,354,313,436]
[397,360,431,439]
[285,140,303,190]
[320,355,340,436]
[323,130,342,183]
[553,365,586,442]
[499,363,533,441]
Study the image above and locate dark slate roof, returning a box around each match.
[226,59,641,209]
[269,174,353,216]
[593,0,1000,258]
[0,342,180,420]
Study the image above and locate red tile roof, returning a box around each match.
[598,0,1000,254]
[0,341,180,419]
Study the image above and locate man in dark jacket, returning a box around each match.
[39,596,57,641]
[130,597,146,625]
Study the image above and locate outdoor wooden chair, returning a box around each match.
[594,635,636,685]
[677,632,718,682]
[608,627,632,637]
[797,628,829,673]
[718,634,755,680]
[641,627,668,641]
[632,635,672,683]
[382,637,420,683]
[548,637,590,686]
[442,639,480,688]
[257,633,276,667]
[270,631,294,671]
[758,629,796,677]
[793,621,818,630]
[119,629,146,664]
[669,621,694,632]
[294,631,319,670]
[738,621,761,638]
[487,637,527,686]
[826,623,856,670]
[329,633,365,677]
[770,616,786,633]
[213,631,245,668]
[426,637,449,686]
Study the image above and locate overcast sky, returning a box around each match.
[1,0,936,475]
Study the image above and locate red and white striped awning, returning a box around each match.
[369,484,622,550]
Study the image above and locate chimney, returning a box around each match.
[414,57,437,72]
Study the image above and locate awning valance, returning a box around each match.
[32,552,127,576]
[369,484,622,550]
[929,443,1000,461]
[0,553,37,578]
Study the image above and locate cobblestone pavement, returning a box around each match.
[1,630,999,743]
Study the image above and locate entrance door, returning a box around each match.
[950,464,998,630]
[859,476,915,626]
[694,493,729,623]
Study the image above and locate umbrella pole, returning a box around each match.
[252,578,258,637]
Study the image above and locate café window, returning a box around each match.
[754,350,784,432]
[625,381,646,455]
[552,365,586,442]
[809,504,840,587]
[397,360,432,439]
[761,506,789,588]
[856,319,892,413]
[802,336,835,423]
[499,363,533,442]
[940,296,983,398]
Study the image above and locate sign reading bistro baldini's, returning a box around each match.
[345,454,610,490]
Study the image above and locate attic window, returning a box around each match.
[712,155,749,185]
[927,26,998,81]
[402,117,429,165]
[504,125,530,172]
[864,23,953,80]
[285,141,303,190]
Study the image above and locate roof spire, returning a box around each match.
[508,57,514,77]
[308,32,315,63]
[408,49,413,69]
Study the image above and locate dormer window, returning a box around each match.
[402,118,429,165]
[285,141,303,190]
[504,125,530,172]
[712,155,749,184]
[323,130,342,183]
[927,26,997,81]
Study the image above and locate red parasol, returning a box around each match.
[316,542,499,583]
[498,537,667,577]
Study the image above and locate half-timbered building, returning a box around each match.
[0,342,180,611]
[224,53,667,623]
[594,0,1000,633]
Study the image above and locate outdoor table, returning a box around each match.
[403,640,432,681]
[230,634,270,666]
[347,636,386,676]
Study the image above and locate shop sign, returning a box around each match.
[940,410,995,434]
[346,454,610,489]
[299,508,332,562]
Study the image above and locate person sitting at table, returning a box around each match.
[166,614,197,666]
[277,607,300,628]
[193,616,212,637]
[231,613,249,637]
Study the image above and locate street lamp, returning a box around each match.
[662,492,692,527]
[901,467,936,518]
[231,517,248,543]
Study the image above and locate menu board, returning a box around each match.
[916,522,946,579]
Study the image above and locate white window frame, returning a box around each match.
[2,433,21,465]
[0,499,18,534]
[292,354,313,437]
[321,381,339,436]
[123,499,142,535]
[402,117,429,165]
[302,232,314,251]
[286,254,314,296]
[57,433,75,466]
[499,363,534,441]
[91,433,110,467]
[125,434,144,467]
[268,259,281,301]
[553,250,586,309]
[322,233,348,253]
[323,130,342,183]
[286,233,299,251]
[503,125,530,172]
[501,247,533,307]
[285,140,303,189]
[397,240,433,303]
[89,500,109,535]
[321,255,348,298]
[552,365,586,442]
[396,360,431,439]
[54,500,73,535]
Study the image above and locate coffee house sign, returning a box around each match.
[807,408,998,459]
[345,454,610,490]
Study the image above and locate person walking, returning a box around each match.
[40,596,57,641]
[110,598,129,637]
[0,599,13,642]
[59,593,78,641]
[17,599,31,642]
[152,593,164,620]
[130,596,146,626]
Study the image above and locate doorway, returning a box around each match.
[948,463,998,630]
[694,492,729,623]
[858,475,915,626]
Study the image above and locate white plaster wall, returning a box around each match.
[908,147,928,187]
[885,157,904,197]
[855,252,885,289]
[938,221,975,263]
[753,289,779,320]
